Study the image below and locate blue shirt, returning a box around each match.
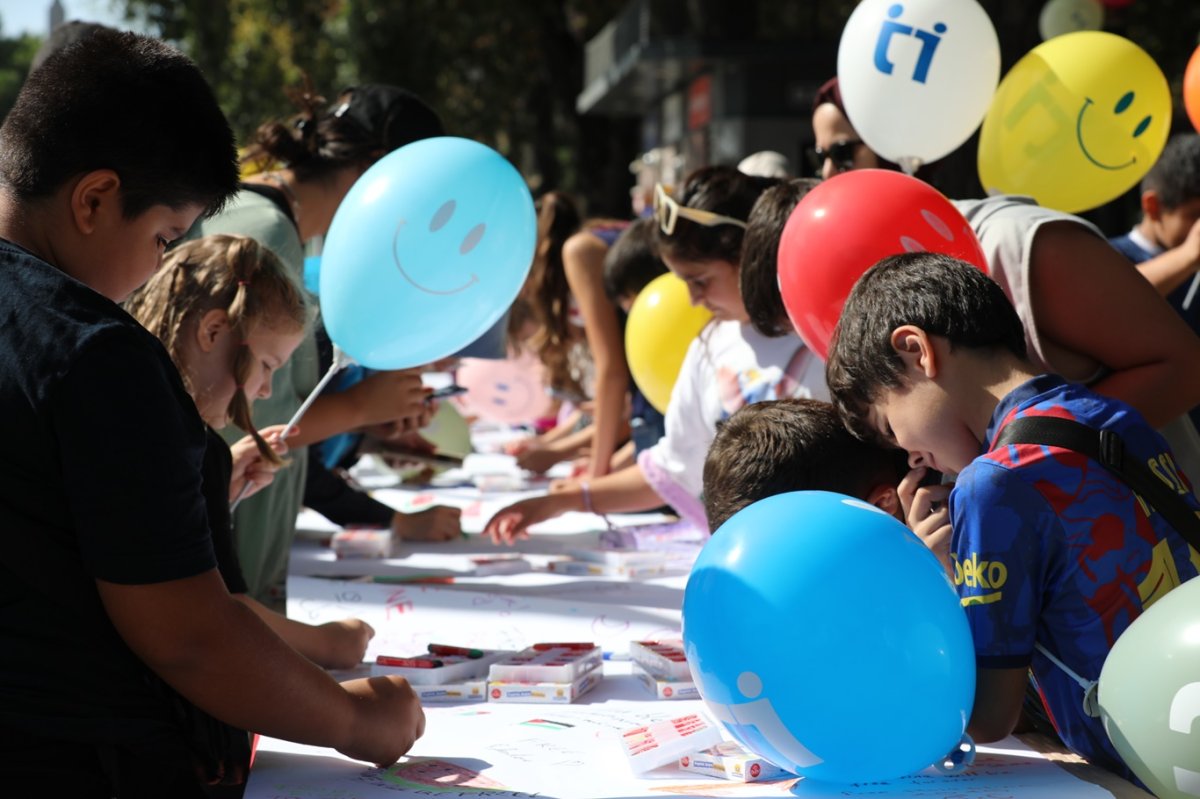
[950,374,1200,780]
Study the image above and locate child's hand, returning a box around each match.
[898,466,953,575]
[483,494,572,546]
[515,443,568,474]
[336,676,426,766]
[391,506,462,542]
[314,618,375,670]
[228,424,291,502]
[346,368,428,429]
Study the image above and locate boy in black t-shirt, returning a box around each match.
[0,29,424,796]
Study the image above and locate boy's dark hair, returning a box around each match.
[603,217,667,301]
[0,29,238,219]
[241,83,443,182]
[655,165,779,265]
[826,252,1027,442]
[741,178,820,337]
[703,398,909,531]
[1141,133,1200,210]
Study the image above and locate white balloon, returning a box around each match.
[837,0,1001,167]
[1038,0,1104,41]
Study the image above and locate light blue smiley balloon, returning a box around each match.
[320,136,536,369]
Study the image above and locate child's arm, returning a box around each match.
[967,667,1030,743]
[286,368,429,448]
[1029,222,1200,426]
[562,232,630,480]
[1134,218,1200,296]
[483,463,663,545]
[97,569,423,766]
[233,594,374,670]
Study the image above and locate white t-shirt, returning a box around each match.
[636,320,828,532]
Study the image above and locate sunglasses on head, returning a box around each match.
[653,183,748,236]
[811,139,863,174]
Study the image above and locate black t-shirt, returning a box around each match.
[0,239,217,752]
[203,426,249,595]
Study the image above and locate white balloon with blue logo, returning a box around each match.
[837,0,1000,171]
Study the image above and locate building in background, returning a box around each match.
[578,0,846,188]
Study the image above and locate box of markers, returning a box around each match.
[619,711,724,773]
[370,645,512,703]
[631,662,699,700]
[546,559,666,579]
[486,643,603,704]
[678,740,791,782]
[331,527,392,559]
[629,640,699,700]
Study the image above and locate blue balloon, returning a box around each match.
[320,137,536,369]
[683,491,975,784]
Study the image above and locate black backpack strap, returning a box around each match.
[993,416,1200,551]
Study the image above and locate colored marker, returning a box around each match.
[372,574,455,585]
[531,642,595,651]
[375,655,444,668]
[428,643,484,659]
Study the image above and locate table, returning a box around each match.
[244,454,1152,799]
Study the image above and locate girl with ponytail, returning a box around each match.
[126,234,375,669]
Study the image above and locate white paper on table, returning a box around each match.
[287,575,681,658]
[248,690,1117,799]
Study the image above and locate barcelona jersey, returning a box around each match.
[950,374,1200,779]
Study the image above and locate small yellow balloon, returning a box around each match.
[625,272,712,414]
[978,31,1171,213]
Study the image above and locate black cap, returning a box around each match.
[330,84,444,154]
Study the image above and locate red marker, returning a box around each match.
[427,643,484,659]
[375,655,443,668]
[531,642,595,651]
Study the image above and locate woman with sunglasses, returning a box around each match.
[797,77,1200,486]
[484,166,829,543]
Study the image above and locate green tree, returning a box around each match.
[0,15,43,124]
[120,0,347,142]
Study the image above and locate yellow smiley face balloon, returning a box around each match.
[978,31,1170,213]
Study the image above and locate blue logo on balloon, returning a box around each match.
[683,491,975,784]
[873,3,947,84]
[320,136,536,369]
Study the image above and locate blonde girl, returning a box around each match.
[126,234,373,669]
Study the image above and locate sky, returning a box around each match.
[0,0,133,37]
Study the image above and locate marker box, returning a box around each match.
[630,662,699,701]
[331,528,392,559]
[469,554,532,576]
[566,547,671,568]
[371,649,511,687]
[629,640,691,681]
[487,644,602,684]
[546,559,666,579]
[486,665,602,705]
[619,712,723,773]
[678,741,791,782]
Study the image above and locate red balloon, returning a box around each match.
[777,170,987,360]
[1186,46,1200,134]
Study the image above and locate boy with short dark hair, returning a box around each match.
[703,398,911,531]
[0,30,423,794]
[825,251,1200,783]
